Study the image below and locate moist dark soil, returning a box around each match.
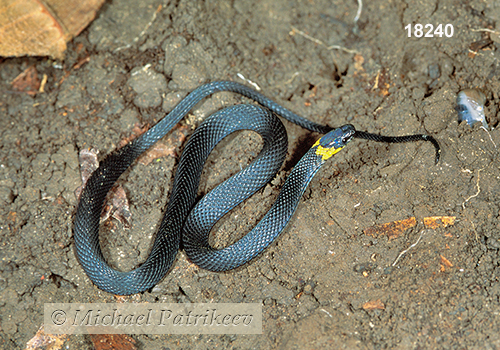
[1,0,500,349]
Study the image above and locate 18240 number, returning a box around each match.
[405,24,454,38]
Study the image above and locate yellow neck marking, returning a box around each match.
[313,140,344,161]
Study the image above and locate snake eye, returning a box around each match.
[341,132,353,144]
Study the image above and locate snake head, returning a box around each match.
[319,124,355,149]
[313,124,355,161]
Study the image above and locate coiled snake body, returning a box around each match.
[74,81,440,295]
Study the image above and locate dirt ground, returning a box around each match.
[1,0,500,348]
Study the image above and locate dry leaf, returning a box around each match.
[90,334,137,350]
[117,124,150,149]
[117,123,189,166]
[423,216,456,229]
[11,66,40,95]
[468,39,492,58]
[138,141,178,165]
[362,299,385,311]
[363,217,417,240]
[353,54,364,73]
[74,148,100,199]
[440,255,453,268]
[0,0,105,59]
[102,185,132,229]
[25,325,68,350]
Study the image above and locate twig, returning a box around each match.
[462,169,484,242]
[320,309,333,318]
[471,28,500,34]
[392,231,425,267]
[283,72,301,85]
[114,4,163,53]
[467,213,479,242]
[468,49,484,57]
[480,126,497,149]
[354,0,363,24]
[39,74,48,93]
[290,27,359,54]
[462,169,482,209]
[237,73,261,91]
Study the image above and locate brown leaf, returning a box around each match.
[117,124,150,149]
[118,123,189,166]
[353,54,365,73]
[0,0,105,59]
[11,66,40,95]
[363,217,417,240]
[469,39,492,54]
[7,211,17,222]
[102,185,132,228]
[423,216,456,229]
[362,299,385,311]
[90,334,137,350]
[74,148,100,200]
[440,255,453,268]
[25,325,68,350]
[138,141,178,165]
